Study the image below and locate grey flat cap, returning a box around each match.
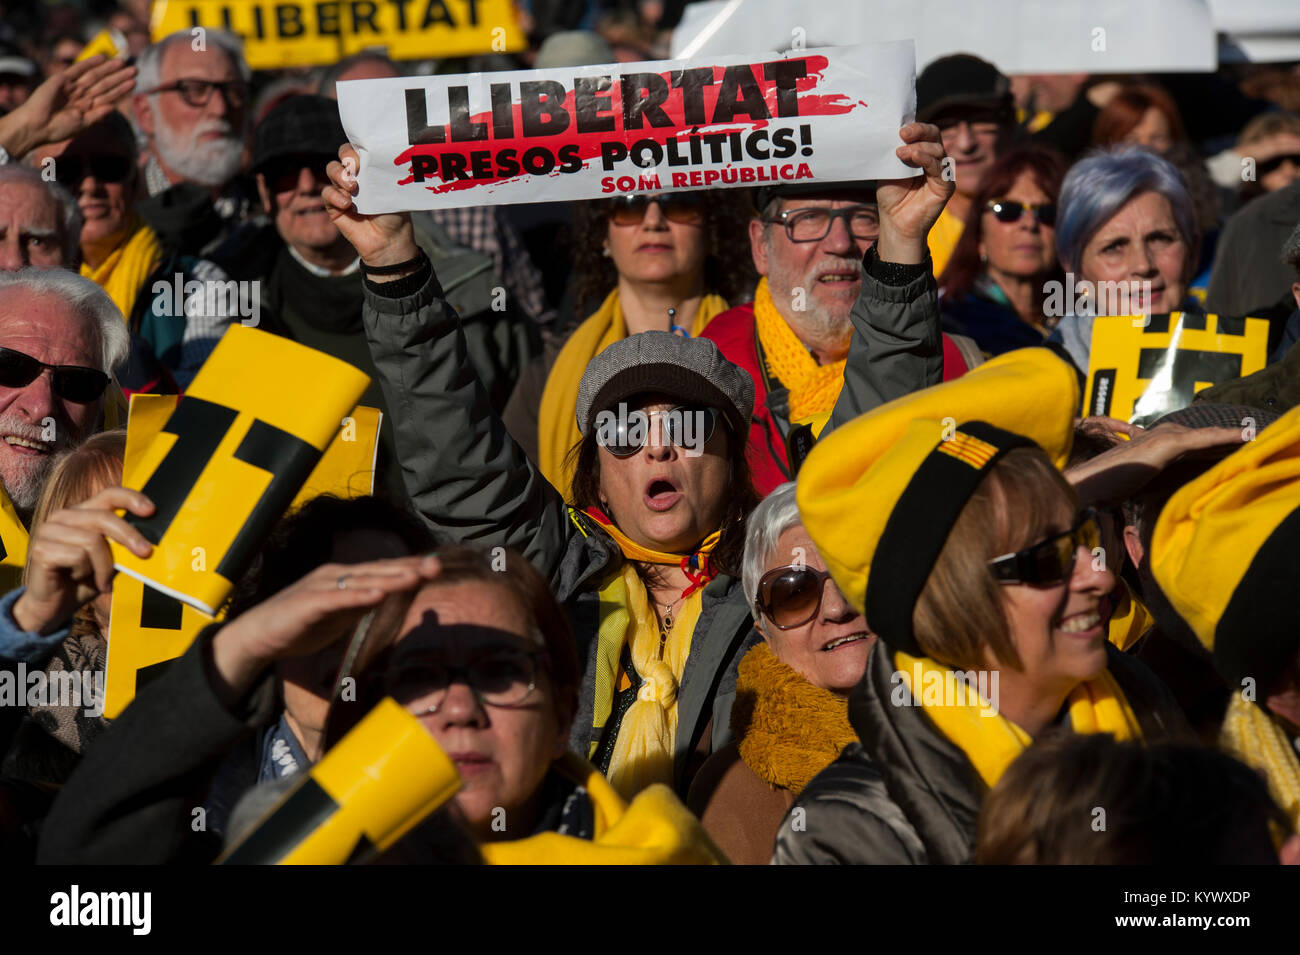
[575,331,754,437]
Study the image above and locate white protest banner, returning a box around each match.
[672,0,1217,74]
[337,41,918,213]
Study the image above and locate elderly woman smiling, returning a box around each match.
[687,482,873,864]
[1047,147,1200,375]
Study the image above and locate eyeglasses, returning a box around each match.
[599,405,722,457]
[150,78,249,110]
[261,154,331,194]
[756,565,840,630]
[988,510,1101,585]
[764,205,879,243]
[985,199,1056,227]
[0,347,109,403]
[52,154,133,188]
[608,193,704,225]
[388,650,546,714]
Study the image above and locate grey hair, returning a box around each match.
[0,269,130,375]
[741,481,802,630]
[0,165,83,266]
[1055,146,1200,279]
[317,51,401,98]
[135,28,251,95]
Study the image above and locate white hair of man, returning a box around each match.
[0,164,84,266]
[135,29,251,188]
[741,481,802,633]
[0,268,130,374]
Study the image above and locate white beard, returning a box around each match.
[153,114,245,188]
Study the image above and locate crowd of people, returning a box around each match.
[0,1,1298,867]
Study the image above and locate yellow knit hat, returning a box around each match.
[1151,402,1300,690]
[796,348,1079,653]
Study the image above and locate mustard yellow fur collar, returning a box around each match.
[731,642,858,795]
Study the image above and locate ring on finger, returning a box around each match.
[337,574,350,590]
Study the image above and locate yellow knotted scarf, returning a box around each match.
[753,277,846,423]
[80,214,164,325]
[1106,580,1155,652]
[480,752,726,864]
[894,650,1142,789]
[1220,694,1300,835]
[537,288,728,497]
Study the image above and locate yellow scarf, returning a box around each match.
[927,204,965,279]
[480,753,726,864]
[1220,694,1300,835]
[1106,580,1155,652]
[537,288,728,497]
[894,650,1142,789]
[753,277,846,424]
[80,214,164,325]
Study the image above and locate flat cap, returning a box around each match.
[575,331,754,438]
[253,94,346,172]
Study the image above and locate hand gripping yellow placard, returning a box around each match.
[1085,312,1269,427]
[151,0,526,71]
[218,698,461,864]
[110,325,370,616]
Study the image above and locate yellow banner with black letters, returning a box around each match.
[1084,312,1269,427]
[150,0,527,71]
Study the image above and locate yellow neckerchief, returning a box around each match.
[537,288,728,497]
[579,508,721,799]
[1107,580,1155,652]
[926,204,965,279]
[732,641,857,795]
[80,213,164,324]
[480,752,726,864]
[1220,695,1300,836]
[753,277,846,424]
[894,650,1142,789]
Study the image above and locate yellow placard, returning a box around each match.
[218,698,461,864]
[151,0,526,71]
[1084,312,1269,426]
[0,486,28,595]
[76,28,129,61]
[110,325,369,616]
[104,392,381,718]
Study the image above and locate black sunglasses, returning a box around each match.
[0,346,109,403]
[53,154,133,188]
[608,193,704,225]
[262,153,333,194]
[599,405,722,457]
[1256,152,1300,177]
[756,565,838,630]
[985,199,1056,227]
[988,510,1101,585]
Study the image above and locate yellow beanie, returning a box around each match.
[1151,403,1300,690]
[796,348,1079,653]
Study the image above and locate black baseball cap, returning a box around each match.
[252,94,347,172]
[916,54,1013,125]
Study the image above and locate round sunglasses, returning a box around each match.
[988,510,1101,585]
[608,193,704,226]
[756,564,838,630]
[985,199,1056,227]
[598,405,723,457]
[52,154,133,188]
[0,347,109,403]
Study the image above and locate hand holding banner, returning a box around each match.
[338,42,919,213]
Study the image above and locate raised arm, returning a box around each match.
[322,147,577,585]
[826,123,954,433]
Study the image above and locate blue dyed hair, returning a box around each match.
[1055,147,1199,278]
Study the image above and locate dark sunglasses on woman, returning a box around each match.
[988,510,1101,585]
[985,199,1056,227]
[600,405,723,457]
[756,565,840,630]
[53,155,133,188]
[608,193,704,226]
[0,347,110,403]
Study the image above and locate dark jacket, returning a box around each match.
[940,276,1047,357]
[772,640,1189,865]
[1205,180,1300,336]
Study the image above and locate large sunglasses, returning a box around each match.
[756,565,838,630]
[985,199,1056,227]
[608,193,704,226]
[1256,152,1300,176]
[0,347,109,403]
[150,77,249,110]
[387,650,546,714]
[988,510,1101,585]
[599,405,722,457]
[53,155,133,188]
[261,153,332,194]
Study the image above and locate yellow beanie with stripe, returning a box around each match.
[796,348,1079,653]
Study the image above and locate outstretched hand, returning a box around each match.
[0,55,138,158]
[875,122,954,265]
[323,143,419,273]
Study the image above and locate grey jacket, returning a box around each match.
[772,640,1189,864]
[358,246,944,793]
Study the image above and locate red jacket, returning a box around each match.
[702,303,970,496]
